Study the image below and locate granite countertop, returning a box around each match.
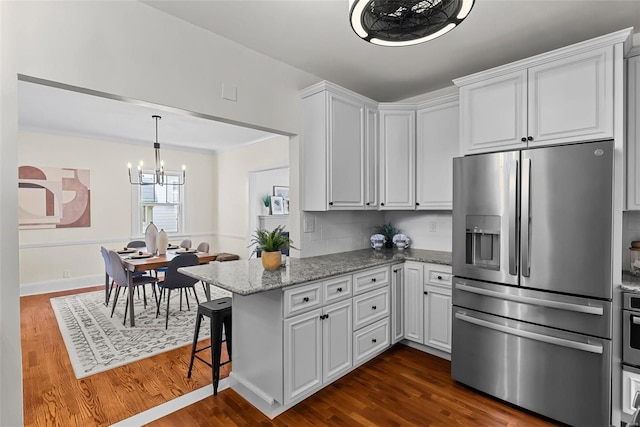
[622,270,640,292]
[179,248,452,296]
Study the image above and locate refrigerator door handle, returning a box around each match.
[455,282,604,315]
[509,159,518,275]
[633,315,640,325]
[521,157,531,277]
[455,311,603,354]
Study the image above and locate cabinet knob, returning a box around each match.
[303,297,309,302]
[527,136,533,141]
[415,202,419,206]
[393,269,398,273]
[372,305,377,310]
[329,202,334,206]
[337,287,343,292]
[366,202,370,206]
[372,338,377,343]
[372,278,377,282]
[424,291,428,295]
[521,137,527,142]
[381,202,385,206]
[437,275,442,280]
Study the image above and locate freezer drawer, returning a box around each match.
[451,307,611,427]
[453,277,612,339]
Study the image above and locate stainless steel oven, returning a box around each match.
[624,292,640,367]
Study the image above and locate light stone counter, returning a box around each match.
[179,248,451,296]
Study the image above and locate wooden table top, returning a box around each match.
[120,249,216,272]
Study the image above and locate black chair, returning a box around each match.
[127,240,146,248]
[188,297,232,395]
[108,250,158,325]
[101,246,115,305]
[155,253,200,329]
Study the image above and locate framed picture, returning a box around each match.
[273,186,289,199]
[270,196,285,215]
[284,198,289,214]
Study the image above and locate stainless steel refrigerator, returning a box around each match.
[451,140,613,427]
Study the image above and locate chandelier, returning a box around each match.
[349,0,475,47]
[128,115,186,186]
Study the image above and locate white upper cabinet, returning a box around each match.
[415,95,460,210]
[300,82,376,211]
[379,105,416,210]
[364,106,379,210]
[456,35,623,155]
[627,54,640,210]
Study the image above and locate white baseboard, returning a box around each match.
[401,340,451,361]
[20,274,103,296]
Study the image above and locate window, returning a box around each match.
[133,171,185,235]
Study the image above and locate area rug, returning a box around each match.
[50,284,231,379]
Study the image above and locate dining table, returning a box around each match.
[111,247,216,327]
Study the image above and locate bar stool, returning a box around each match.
[187,297,232,395]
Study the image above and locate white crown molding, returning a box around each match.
[378,102,417,111]
[453,27,633,87]
[416,93,459,110]
[298,80,378,107]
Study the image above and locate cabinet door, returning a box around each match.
[364,106,378,210]
[391,264,404,344]
[628,56,640,210]
[527,46,613,147]
[403,262,424,343]
[322,300,353,384]
[460,70,528,154]
[328,92,365,209]
[284,309,322,404]
[423,284,452,353]
[416,96,459,210]
[379,108,415,209]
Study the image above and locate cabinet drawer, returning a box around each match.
[425,265,452,287]
[353,266,390,295]
[353,318,390,366]
[323,275,352,304]
[284,282,323,318]
[353,287,390,330]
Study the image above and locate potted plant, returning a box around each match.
[249,225,295,270]
[375,222,399,248]
[261,194,271,215]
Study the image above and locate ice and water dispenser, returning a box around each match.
[465,215,500,270]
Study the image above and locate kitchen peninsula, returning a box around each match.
[180,248,452,418]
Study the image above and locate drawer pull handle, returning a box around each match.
[372,338,377,343]
[337,287,343,292]
[303,297,309,302]
[372,278,377,283]
[372,305,377,310]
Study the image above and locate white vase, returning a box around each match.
[145,222,158,254]
[157,229,168,255]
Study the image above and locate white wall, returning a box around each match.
[214,136,289,257]
[384,211,452,251]
[18,130,217,287]
[1,2,319,423]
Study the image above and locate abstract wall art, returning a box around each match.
[18,165,91,229]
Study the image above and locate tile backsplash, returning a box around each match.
[301,210,452,258]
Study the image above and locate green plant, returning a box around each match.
[375,222,399,247]
[249,225,296,257]
[261,194,271,207]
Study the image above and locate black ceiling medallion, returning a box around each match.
[349,0,475,47]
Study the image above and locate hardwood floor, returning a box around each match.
[21,286,230,427]
[22,287,559,426]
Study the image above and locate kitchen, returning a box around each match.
[6,2,640,426]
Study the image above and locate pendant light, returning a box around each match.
[349,0,475,47]
[128,115,186,186]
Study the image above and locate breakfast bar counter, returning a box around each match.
[179,248,452,419]
[179,248,452,296]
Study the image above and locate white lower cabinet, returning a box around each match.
[353,317,390,366]
[404,261,452,353]
[284,299,352,404]
[391,263,404,343]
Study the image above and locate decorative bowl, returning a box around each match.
[392,233,411,250]
[370,234,386,250]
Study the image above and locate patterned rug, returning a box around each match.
[50,284,231,379]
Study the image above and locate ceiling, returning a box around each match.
[19,1,640,151]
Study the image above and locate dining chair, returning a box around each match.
[101,246,115,305]
[196,242,209,253]
[155,253,200,329]
[180,239,192,249]
[108,250,159,325]
[127,240,146,248]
